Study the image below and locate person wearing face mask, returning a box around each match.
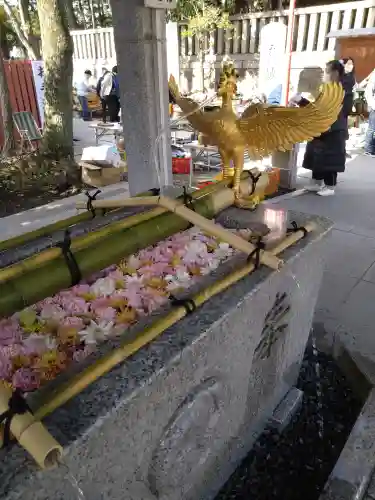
[289,60,353,196]
[341,57,356,90]
[99,65,120,123]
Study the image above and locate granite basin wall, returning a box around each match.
[0,212,332,500]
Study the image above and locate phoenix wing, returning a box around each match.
[169,75,224,137]
[237,82,345,160]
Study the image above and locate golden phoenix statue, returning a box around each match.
[169,63,344,208]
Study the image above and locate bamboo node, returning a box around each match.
[0,389,30,447]
[0,385,63,468]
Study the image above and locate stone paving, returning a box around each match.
[271,150,375,500]
[273,152,375,363]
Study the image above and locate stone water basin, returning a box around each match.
[0,207,333,500]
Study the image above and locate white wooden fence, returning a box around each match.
[70,0,375,88]
[179,0,375,58]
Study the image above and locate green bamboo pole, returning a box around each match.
[0,178,233,285]
[0,196,213,317]
[0,172,264,318]
[0,182,228,253]
[0,208,109,253]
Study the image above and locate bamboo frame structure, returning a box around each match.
[76,194,283,270]
[0,173,237,254]
[30,221,316,426]
[0,172,255,285]
[0,384,62,469]
[0,173,270,318]
[0,210,107,253]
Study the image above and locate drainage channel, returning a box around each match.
[215,345,364,500]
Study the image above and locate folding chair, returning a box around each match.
[13,111,43,152]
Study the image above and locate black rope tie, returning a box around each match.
[248,171,262,195]
[170,295,197,314]
[57,230,82,286]
[182,186,195,211]
[85,190,101,218]
[0,390,31,447]
[288,220,308,238]
[247,236,266,269]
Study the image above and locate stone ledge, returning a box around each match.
[0,182,130,243]
[319,388,375,500]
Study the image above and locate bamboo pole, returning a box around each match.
[79,194,282,270]
[32,221,316,423]
[0,207,165,284]
[0,174,269,318]
[0,209,107,253]
[0,384,62,469]
[0,176,265,318]
[0,173,235,253]
[0,174,247,285]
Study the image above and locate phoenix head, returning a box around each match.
[217,62,238,98]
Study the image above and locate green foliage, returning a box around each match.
[182,5,232,38]
[0,7,17,54]
[71,0,112,29]
[180,0,232,38]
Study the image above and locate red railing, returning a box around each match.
[0,60,40,147]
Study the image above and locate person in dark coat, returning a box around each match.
[290,60,353,197]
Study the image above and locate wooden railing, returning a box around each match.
[70,27,115,61]
[70,0,375,62]
[178,0,375,58]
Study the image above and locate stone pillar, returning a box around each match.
[258,22,287,101]
[110,0,173,195]
[166,22,180,83]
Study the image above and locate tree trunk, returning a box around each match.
[2,0,38,60]
[64,0,80,29]
[36,0,74,161]
[233,0,250,13]
[0,53,15,155]
[97,0,106,26]
[18,0,41,59]
[75,0,87,29]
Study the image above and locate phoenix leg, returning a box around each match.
[213,149,234,182]
[222,150,234,180]
[233,150,261,210]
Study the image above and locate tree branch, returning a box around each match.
[0,50,15,155]
[1,0,38,59]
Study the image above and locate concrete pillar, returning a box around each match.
[166,22,180,83]
[110,0,173,195]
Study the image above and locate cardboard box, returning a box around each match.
[81,145,121,167]
[80,161,127,187]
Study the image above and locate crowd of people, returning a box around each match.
[75,66,120,123]
[75,57,375,199]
